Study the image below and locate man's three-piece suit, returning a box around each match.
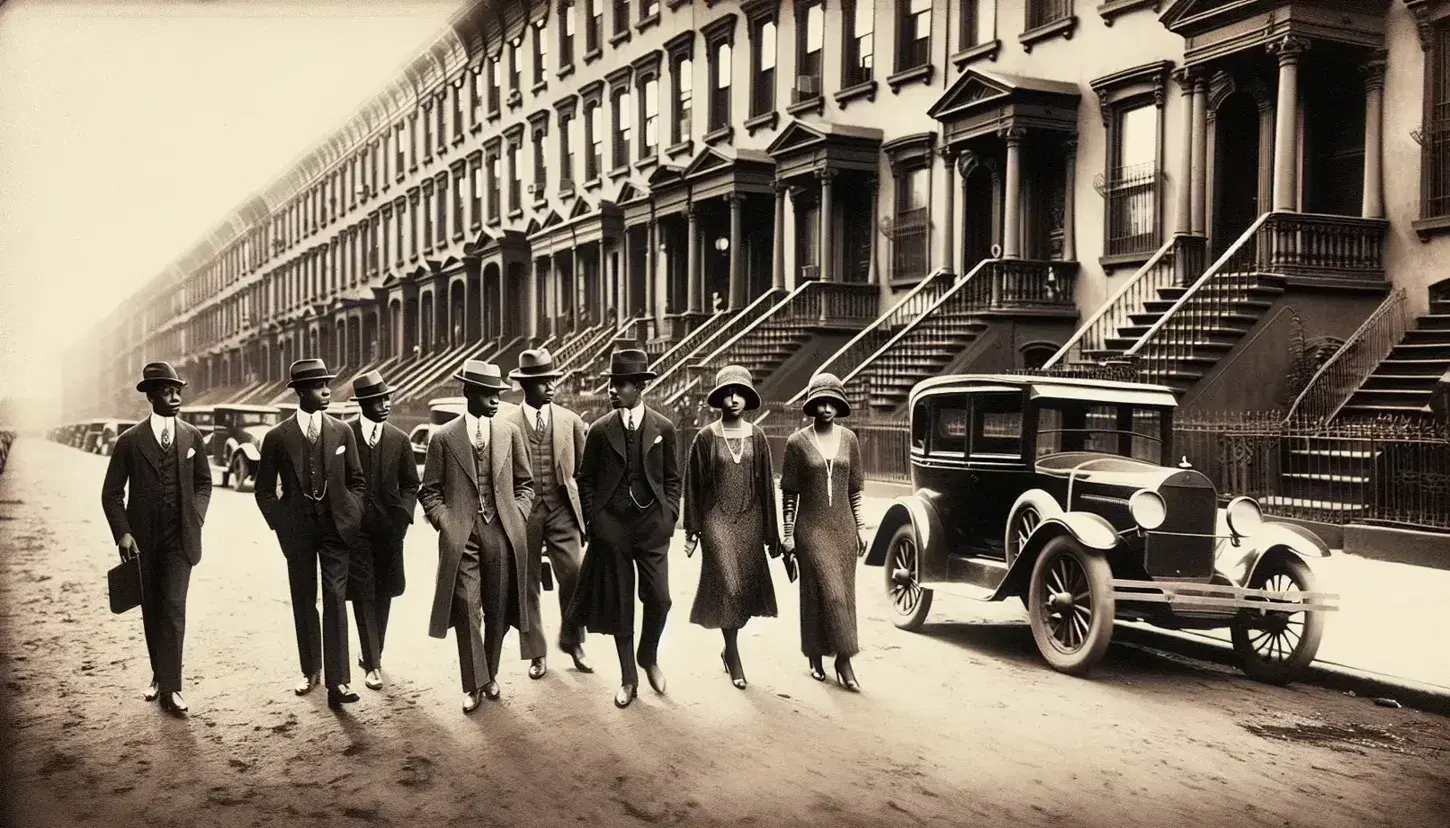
[347,414,419,671]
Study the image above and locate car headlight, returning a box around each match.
[1226,496,1263,536]
[1129,489,1167,530]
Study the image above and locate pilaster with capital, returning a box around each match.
[1000,128,1027,259]
[816,168,838,282]
[1362,51,1388,219]
[1269,35,1311,211]
[939,145,958,276]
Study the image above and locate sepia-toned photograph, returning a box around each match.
[1,0,1448,825]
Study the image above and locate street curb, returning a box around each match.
[1116,625,1450,718]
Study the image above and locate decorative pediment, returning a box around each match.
[617,180,644,203]
[647,163,687,190]
[929,69,1080,141]
[524,217,543,235]
[568,196,593,219]
[765,119,827,157]
[539,209,564,229]
[1161,0,1392,45]
[683,145,734,178]
[926,71,1015,120]
[1159,0,1242,27]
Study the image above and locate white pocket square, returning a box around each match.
[651,435,663,446]
[335,445,346,455]
[186,447,196,459]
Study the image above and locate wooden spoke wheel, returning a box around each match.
[1231,555,1324,686]
[884,523,933,631]
[1027,536,1114,675]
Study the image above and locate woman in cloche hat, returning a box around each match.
[682,365,782,690]
[778,372,866,691]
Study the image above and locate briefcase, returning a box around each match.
[108,556,144,614]
[541,557,555,592]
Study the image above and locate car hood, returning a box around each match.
[238,425,271,444]
[1035,452,1185,489]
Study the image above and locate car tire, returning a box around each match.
[229,456,248,491]
[1027,535,1114,676]
[884,523,933,631]
[1230,554,1323,686]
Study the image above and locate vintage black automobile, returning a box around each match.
[210,404,281,489]
[865,374,1339,685]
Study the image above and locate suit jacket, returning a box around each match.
[502,400,587,532]
[100,420,213,566]
[348,417,421,531]
[253,413,366,552]
[578,405,681,531]
[418,415,534,639]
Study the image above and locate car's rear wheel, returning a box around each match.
[1027,535,1114,675]
[1231,554,1323,686]
[229,455,248,491]
[884,523,933,631]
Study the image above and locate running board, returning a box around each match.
[1111,579,1340,612]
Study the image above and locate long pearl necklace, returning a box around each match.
[811,426,837,507]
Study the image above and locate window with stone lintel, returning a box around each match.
[1090,60,1169,264]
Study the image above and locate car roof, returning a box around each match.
[428,397,467,408]
[180,405,215,412]
[214,404,281,413]
[910,373,1179,409]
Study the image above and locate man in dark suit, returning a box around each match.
[567,348,681,708]
[505,348,593,679]
[345,370,420,691]
[254,358,368,709]
[418,360,534,713]
[101,362,213,716]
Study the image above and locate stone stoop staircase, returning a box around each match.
[857,309,989,413]
[1338,296,1450,418]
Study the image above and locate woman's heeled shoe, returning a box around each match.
[720,650,747,690]
[834,659,860,692]
[808,659,827,682]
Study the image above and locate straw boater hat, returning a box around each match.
[509,348,564,382]
[350,370,392,401]
[454,359,509,390]
[136,361,187,393]
[707,364,761,411]
[602,348,657,381]
[802,372,851,418]
[287,358,336,389]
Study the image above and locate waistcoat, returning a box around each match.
[527,414,562,508]
[472,428,498,523]
[157,433,183,543]
[301,421,329,516]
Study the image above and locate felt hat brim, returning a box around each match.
[707,382,761,411]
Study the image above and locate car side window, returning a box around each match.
[969,392,1024,460]
[911,402,929,452]
[930,396,968,457]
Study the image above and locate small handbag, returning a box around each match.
[541,557,555,591]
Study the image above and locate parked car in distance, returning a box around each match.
[210,404,281,489]
[97,419,137,456]
[274,400,360,423]
[866,373,1339,685]
[409,397,468,465]
[78,418,110,453]
[179,405,216,451]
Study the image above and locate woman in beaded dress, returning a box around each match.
[779,372,866,691]
[684,365,781,690]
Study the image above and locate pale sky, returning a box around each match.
[0,0,461,404]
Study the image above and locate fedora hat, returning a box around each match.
[803,372,851,418]
[287,358,337,388]
[509,348,563,381]
[706,364,761,411]
[136,361,187,393]
[601,348,656,381]
[350,370,392,401]
[454,359,509,390]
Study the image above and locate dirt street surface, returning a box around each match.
[2,437,1448,828]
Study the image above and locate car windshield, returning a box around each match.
[228,411,279,427]
[1034,401,1168,463]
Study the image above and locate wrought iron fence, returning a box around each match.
[1103,162,1160,258]
[888,207,930,284]
[1042,236,1177,370]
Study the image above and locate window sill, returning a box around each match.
[532,198,548,210]
[487,218,502,229]
[396,173,407,184]
[471,121,483,135]
[453,231,467,243]
[471,220,483,233]
[508,209,524,221]
[409,165,419,174]
[668,0,690,9]
[636,13,661,34]
[558,63,576,81]
[1098,0,1163,27]
[507,90,522,109]
[452,134,465,147]
[1099,250,1154,270]
[610,30,632,48]
[1413,215,1450,242]
[744,110,778,136]
[951,40,1001,69]
[608,165,631,181]
[487,109,502,122]
[531,80,549,97]
[704,125,733,146]
[887,64,934,93]
[583,48,603,65]
[834,80,877,108]
[635,155,659,173]
[666,139,693,159]
[1019,16,1078,53]
[583,177,603,191]
[786,95,824,118]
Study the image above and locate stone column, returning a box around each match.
[1173,69,1195,236]
[1191,74,1209,235]
[1271,35,1310,212]
[871,177,888,303]
[652,221,667,331]
[772,183,787,291]
[938,146,957,275]
[686,206,702,313]
[1002,128,1026,260]
[728,194,746,309]
[550,252,564,339]
[817,169,837,281]
[1362,51,1387,220]
[620,228,633,329]
[1062,138,1078,262]
[600,238,612,326]
[526,259,540,343]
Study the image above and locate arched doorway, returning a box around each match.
[1212,91,1262,255]
[483,263,502,341]
[449,279,466,348]
[960,157,997,268]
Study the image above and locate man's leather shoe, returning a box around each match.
[363,669,383,690]
[159,692,188,715]
[528,657,547,680]
[143,680,159,702]
[294,672,320,696]
[566,646,594,674]
[327,685,360,709]
[482,680,501,700]
[614,683,638,708]
[462,690,483,714]
[643,664,666,694]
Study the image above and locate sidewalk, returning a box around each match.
[857,493,1450,694]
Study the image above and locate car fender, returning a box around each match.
[1217,522,1332,587]
[237,442,261,463]
[997,500,1120,599]
[864,493,946,581]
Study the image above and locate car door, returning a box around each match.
[961,390,1031,559]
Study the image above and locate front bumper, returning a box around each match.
[1110,579,1339,613]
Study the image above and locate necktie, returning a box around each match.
[368,422,379,447]
[159,421,172,453]
[307,414,318,444]
[536,408,545,433]
[624,409,633,432]
[475,417,485,450]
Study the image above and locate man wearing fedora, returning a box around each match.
[345,370,420,691]
[101,362,213,716]
[505,348,592,678]
[418,360,534,713]
[567,348,681,708]
[254,358,368,709]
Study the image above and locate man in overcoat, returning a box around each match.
[418,359,534,713]
[567,348,681,708]
[505,348,592,678]
[254,358,368,709]
[100,361,213,715]
[345,370,420,691]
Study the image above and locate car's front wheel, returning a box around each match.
[884,523,933,631]
[1230,554,1324,686]
[1027,535,1114,675]
[229,455,249,491]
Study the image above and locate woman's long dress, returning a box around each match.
[780,426,864,659]
[685,422,779,629]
